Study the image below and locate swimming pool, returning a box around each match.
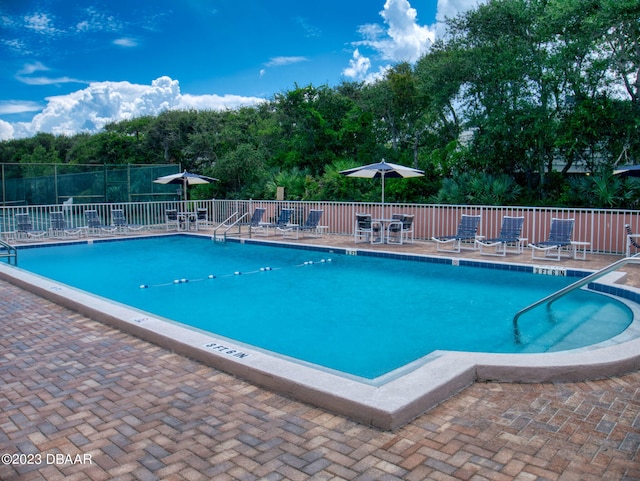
[4,234,640,429]
[14,235,632,379]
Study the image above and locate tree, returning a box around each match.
[271,84,356,175]
[429,0,638,203]
[1,0,637,208]
[143,110,198,166]
[210,143,268,199]
[446,0,557,186]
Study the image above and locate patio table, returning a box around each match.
[373,218,404,244]
[178,212,198,231]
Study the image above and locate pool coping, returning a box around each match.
[2,234,640,430]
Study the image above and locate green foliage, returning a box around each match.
[209,143,269,199]
[432,173,523,206]
[264,167,318,201]
[0,0,638,209]
[561,174,640,208]
[426,140,471,178]
[318,160,365,202]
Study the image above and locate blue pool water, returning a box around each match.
[17,236,633,379]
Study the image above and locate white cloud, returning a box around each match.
[434,0,485,37]
[295,17,321,38]
[343,0,435,80]
[363,65,393,85]
[17,61,49,75]
[377,0,435,61]
[0,120,15,141]
[1,38,28,54]
[113,37,138,47]
[343,49,371,79]
[15,61,87,86]
[0,100,43,115]
[24,12,58,35]
[179,93,265,111]
[16,75,86,86]
[3,76,266,140]
[264,56,309,67]
[344,0,484,80]
[436,0,482,22]
[75,6,122,34]
[261,56,309,79]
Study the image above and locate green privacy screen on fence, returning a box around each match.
[0,163,181,205]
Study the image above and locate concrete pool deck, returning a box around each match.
[1,232,639,479]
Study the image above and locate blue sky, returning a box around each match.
[0,0,479,140]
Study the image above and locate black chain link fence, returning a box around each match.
[0,164,181,205]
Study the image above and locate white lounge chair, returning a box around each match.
[112,209,145,234]
[278,209,326,239]
[529,218,574,261]
[49,211,85,238]
[255,208,294,237]
[15,213,47,241]
[432,214,481,252]
[246,208,266,236]
[476,216,525,256]
[85,210,118,236]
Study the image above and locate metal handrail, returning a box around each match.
[213,211,238,238]
[223,212,248,234]
[0,239,17,265]
[512,253,640,344]
[212,211,248,240]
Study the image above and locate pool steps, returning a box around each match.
[512,253,640,342]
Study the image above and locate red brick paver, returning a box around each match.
[1,278,639,480]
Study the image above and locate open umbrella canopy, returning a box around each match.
[613,165,640,178]
[339,160,425,179]
[153,170,218,199]
[339,160,424,212]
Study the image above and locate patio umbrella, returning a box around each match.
[339,160,424,214]
[153,170,218,199]
[613,165,640,178]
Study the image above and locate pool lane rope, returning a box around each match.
[139,257,333,289]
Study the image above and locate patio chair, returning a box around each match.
[354,213,382,244]
[195,208,213,230]
[476,216,525,256]
[255,208,294,237]
[278,209,326,239]
[529,218,574,261]
[165,209,180,231]
[387,214,414,245]
[49,211,86,239]
[625,224,640,257]
[432,214,481,252]
[0,225,16,242]
[85,210,118,236]
[246,208,266,236]
[15,213,47,241]
[112,209,145,234]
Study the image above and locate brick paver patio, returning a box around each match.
[1,236,639,480]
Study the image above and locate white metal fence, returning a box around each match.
[1,199,638,255]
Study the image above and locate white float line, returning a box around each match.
[139,258,333,289]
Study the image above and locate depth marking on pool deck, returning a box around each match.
[204,342,250,359]
[533,265,567,276]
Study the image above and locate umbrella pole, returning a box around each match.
[381,173,385,218]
